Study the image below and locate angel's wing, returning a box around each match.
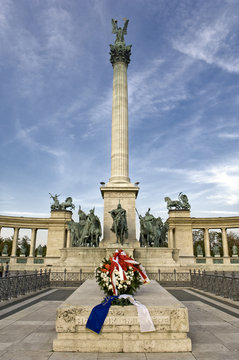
[112,18,118,34]
[123,19,129,35]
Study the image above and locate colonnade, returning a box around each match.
[0,226,74,257]
[198,227,229,257]
[0,226,40,257]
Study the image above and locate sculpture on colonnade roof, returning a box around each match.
[49,193,75,211]
[164,192,191,211]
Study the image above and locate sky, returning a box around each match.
[0,0,239,243]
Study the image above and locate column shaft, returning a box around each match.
[221,228,229,257]
[29,229,37,257]
[11,227,19,257]
[204,228,211,257]
[66,229,71,248]
[110,62,129,183]
[168,228,174,248]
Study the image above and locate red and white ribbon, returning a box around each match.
[109,249,149,295]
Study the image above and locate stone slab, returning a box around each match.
[53,280,191,352]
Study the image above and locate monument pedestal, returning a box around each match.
[100,183,139,248]
[53,280,191,353]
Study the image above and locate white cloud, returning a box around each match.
[218,133,239,139]
[172,11,239,74]
[128,56,194,124]
[42,6,78,70]
[15,123,66,158]
[153,163,239,206]
[0,211,49,217]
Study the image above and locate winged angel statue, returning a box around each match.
[112,18,129,45]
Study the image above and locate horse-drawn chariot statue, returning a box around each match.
[49,193,75,211]
[164,192,191,211]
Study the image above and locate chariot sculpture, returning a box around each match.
[164,192,191,211]
[49,193,75,211]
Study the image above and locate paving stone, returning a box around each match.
[98,354,146,360]
[49,353,98,360]
[213,332,239,343]
[188,330,222,344]
[192,342,230,352]
[192,351,239,360]
[146,353,195,360]
[0,350,52,360]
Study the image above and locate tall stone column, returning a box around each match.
[11,227,19,257]
[168,227,174,248]
[66,229,71,248]
[221,227,229,257]
[29,228,37,257]
[204,228,211,257]
[100,19,139,248]
[110,61,129,183]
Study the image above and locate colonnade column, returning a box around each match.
[66,229,71,248]
[221,227,229,257]
[168,228,174,248]
[204,228,211,257]
[29,228,37,257]
[11,227,19,257]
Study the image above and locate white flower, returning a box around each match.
[108,285,113,290]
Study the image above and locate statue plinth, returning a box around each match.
[168,210,191,218]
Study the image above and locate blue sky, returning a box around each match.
[0,0,239,242]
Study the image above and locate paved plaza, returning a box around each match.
[0,287,239,360]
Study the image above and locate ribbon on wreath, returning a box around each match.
[110,249,149,295]
[86,294,155,334]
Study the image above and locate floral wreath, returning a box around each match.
[96,249,149,304]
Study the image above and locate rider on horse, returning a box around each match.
[109,202,128,244]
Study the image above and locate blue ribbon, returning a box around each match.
[86,296,118,334]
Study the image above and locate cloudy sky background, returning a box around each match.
[0,0,239,242]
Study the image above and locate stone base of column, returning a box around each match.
[109,176,131,183]
[100,183,139,248]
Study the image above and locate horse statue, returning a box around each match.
[109,203,128,245]
[136,209,163,247]
[80,209,102,247]
[164,192,190,211]
[59,197,75,211]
